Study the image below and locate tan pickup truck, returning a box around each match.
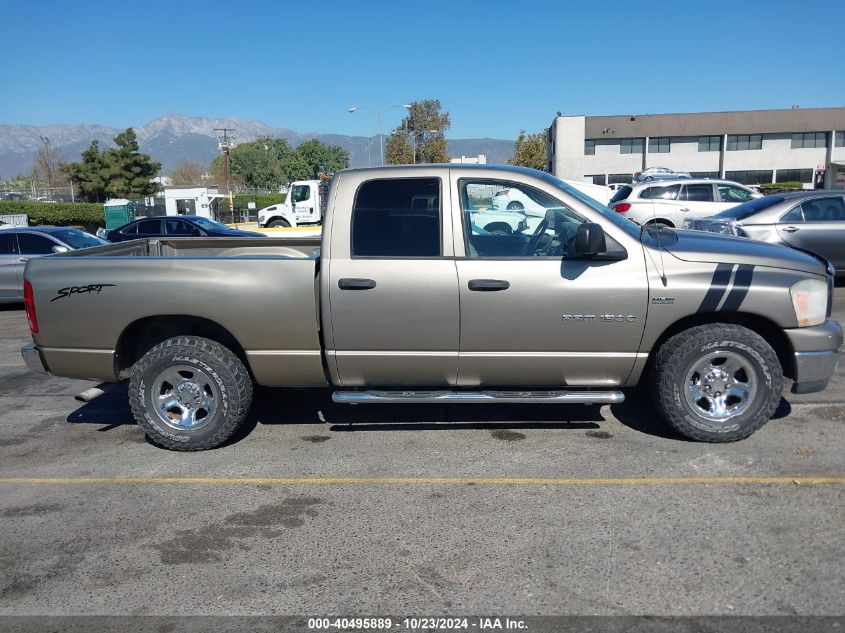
[21,165,842,450]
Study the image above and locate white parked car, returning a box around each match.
[608,178,761,228]
[634,166,691,182]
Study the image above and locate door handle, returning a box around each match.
[679,208,690,212]
[338,278,376,290]
[782,226,799,233]
[18,258,28,263]
[468,279,510,291]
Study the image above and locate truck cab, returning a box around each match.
[258,179,329,228]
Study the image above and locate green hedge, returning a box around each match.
[231,193,286,210]
[0,200,105,227]
[759,182,804,193]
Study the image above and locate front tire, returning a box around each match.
[129,336,253,450]
[268,218,291,228]
[652,324,782,442]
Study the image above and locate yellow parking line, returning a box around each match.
[0,476,842,486]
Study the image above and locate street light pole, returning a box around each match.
[348,104,412,166]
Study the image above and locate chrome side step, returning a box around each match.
[332,390,624,405]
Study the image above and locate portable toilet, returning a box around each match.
[104,199,135,229]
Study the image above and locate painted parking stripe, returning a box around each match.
[0,476,841,486]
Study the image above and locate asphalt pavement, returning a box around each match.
[0,292,842,618]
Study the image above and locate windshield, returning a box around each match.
[537,172,640,238]
[50,228,107,249]
[189,217,232,231]
[712,195,785,220]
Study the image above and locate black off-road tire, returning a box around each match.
[129,336,253,450]
[652,324,782,442]
[268,218,291,228]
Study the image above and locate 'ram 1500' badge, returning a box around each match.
[562,314,638,322]
[651,296,675,304]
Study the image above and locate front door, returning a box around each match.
[291,183,317,224]
[454,176,648,387]
[327,172,460,386]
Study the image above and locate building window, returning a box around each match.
[726,134,762,151]
[586,174,606,186]
[698,136,721,152]
[608,173,633,184]
[690,171,719,178]
[619,138,644,154]
[648,137,670,154]
[584,140,595,155]
[791,132,827,149]
[725,170,773,185]
[836,131,845,147]
[776,169,813,184]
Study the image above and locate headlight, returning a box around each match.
[790,279,827,327]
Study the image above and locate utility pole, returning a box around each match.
[214,128,235,214]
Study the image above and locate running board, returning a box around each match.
[332,390,624,405]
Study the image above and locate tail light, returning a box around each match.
[24,279,38,334]
[634,171,641,178]
[613,203,631,213]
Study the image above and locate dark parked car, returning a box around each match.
[687,190,845,276]
[1,226,107,303]
[104,216,265,242]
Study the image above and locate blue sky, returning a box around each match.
[2,0,843,139]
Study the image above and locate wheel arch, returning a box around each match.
[637,311,795,384]
[115,315,251,379]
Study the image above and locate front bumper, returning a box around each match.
[784,319,842,394]
[21,343,48,375]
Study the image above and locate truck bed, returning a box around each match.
[25,237,327,386]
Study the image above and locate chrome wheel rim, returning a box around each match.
[151,365,219,431]
[684,351,757,422]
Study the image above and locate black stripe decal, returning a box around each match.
[720,265,755,312]
[697,264,734,313]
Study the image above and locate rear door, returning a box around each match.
[0,231,21,299]
[678,183,718,219]
[165,218,202,236]
[326,171,460,386]
[777,196,845,271]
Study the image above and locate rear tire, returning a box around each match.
[129,336,253,450]
[652,324,782,442]
[268,218,291,228]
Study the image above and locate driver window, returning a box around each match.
[460,179,584,258]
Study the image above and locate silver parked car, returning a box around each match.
[687,191,845,277]
[0,226,107,303]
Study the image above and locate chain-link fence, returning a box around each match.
[0,185,77,202]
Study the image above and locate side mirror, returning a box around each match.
[52,245,69,254]
[574,223,607,257]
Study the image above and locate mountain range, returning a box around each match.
[0,113,516,179]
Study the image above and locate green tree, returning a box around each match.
[508,129,547,171]
[295,139,349,178]
[66,140,112,202]
[385,99,451,164]
[66,129,160,202]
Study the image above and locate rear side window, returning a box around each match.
[352,178,441,257]
[640,184,680,200]
[18,233,56,255]
[680,184,715,202]
[799,197,845,222]
[609,186,632,203]
[0,232,16,254]
[136,219,162,236]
